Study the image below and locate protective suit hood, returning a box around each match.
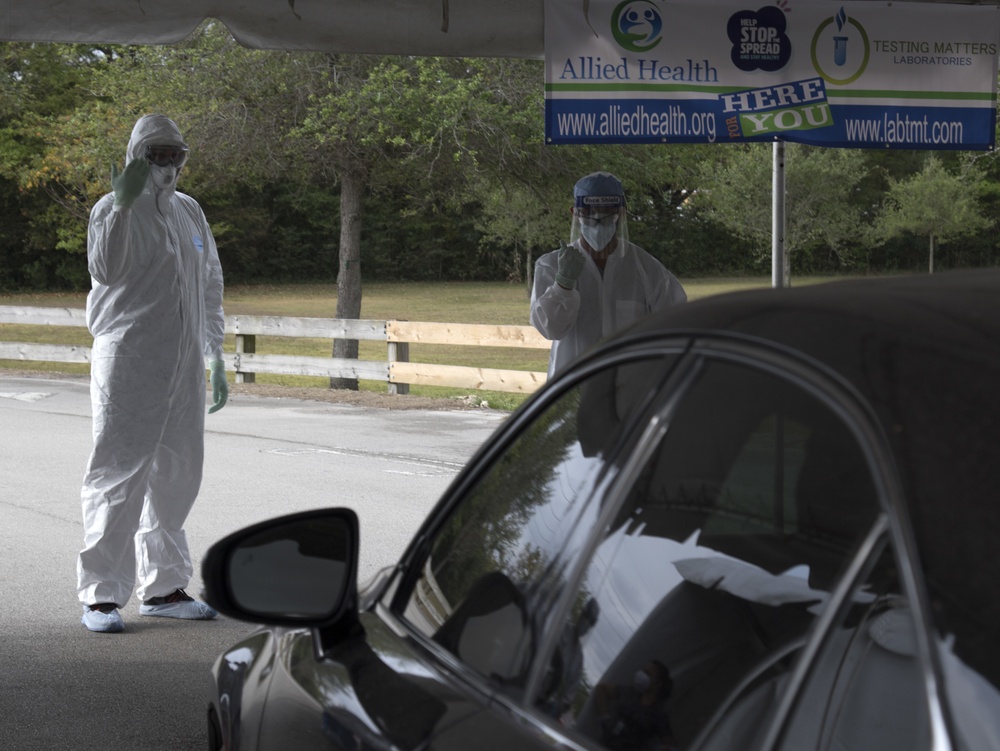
[125,114,188,199]
[125,114,188,164]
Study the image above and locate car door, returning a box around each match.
[239,347,686,751]
[374,333,939,750]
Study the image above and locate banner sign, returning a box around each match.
[544,1,1000,149]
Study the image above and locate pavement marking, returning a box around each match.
[263,446,464,476]
[0,392,52,402]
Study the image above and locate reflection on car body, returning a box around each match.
[204,269,1000,750]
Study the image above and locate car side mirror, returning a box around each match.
[202,508,359,628]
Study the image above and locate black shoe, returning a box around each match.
[142,588,194,607]
[140,589,217,619]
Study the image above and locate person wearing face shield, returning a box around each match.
[78,114,227,633]
[530,172,687,379]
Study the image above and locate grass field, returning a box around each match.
[0,276,841,410]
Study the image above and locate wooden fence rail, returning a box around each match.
[0,306,550,395]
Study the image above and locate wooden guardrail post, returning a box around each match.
[235,333,256,384]
[387,341,410,395]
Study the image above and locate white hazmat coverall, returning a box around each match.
[530,238,686,379]
[77,114,225,608]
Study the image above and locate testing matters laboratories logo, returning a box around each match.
[811,6,870,84]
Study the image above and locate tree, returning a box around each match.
[295,55,504,387]
[874,154,992,274]
[0,42,108,288]
[692,143,870,280]
[462,58,578,289]
[475,181,566,293]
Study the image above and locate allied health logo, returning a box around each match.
[811,6,870,84]
[611,0,664,53]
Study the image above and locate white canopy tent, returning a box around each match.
[0,0,544,58]
[1,0,974,58]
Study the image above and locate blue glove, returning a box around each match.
[209,360,228,414]
[555,244,586,289]
[111,159,150,208]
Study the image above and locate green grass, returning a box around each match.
[0,276,844,410]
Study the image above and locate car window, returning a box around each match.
[399,356,678,694]
[534,358,883,750]
[891,347,1000,698]
[775,543,930,751]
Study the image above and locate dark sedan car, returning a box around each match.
[203,269,1000,751]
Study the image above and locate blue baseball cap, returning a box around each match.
[574,172,624,209]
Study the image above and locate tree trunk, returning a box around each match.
[331,167,365,390]
[928,233,935,275]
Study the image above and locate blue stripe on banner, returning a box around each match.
[545,99,997,150]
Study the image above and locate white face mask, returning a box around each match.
[151,164,179,191]
[579,218,618,251]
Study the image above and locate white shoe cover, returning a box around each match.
[82,607,125,633]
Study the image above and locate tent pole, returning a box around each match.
[772,139,788,288]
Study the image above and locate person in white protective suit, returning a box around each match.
[78,114,228,633]
[530,172,687,379]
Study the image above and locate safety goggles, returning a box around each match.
[145,145,188,168]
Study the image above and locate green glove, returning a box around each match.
[111,158,150,208]
[208,360,228,414]
[555,244,586,289]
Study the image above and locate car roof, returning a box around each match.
[637,268,1000,365]
[628,269,1000,498]
[628,268,1000,682]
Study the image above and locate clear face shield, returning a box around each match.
[570,195,629,254]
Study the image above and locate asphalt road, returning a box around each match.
[0,374,507,750]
